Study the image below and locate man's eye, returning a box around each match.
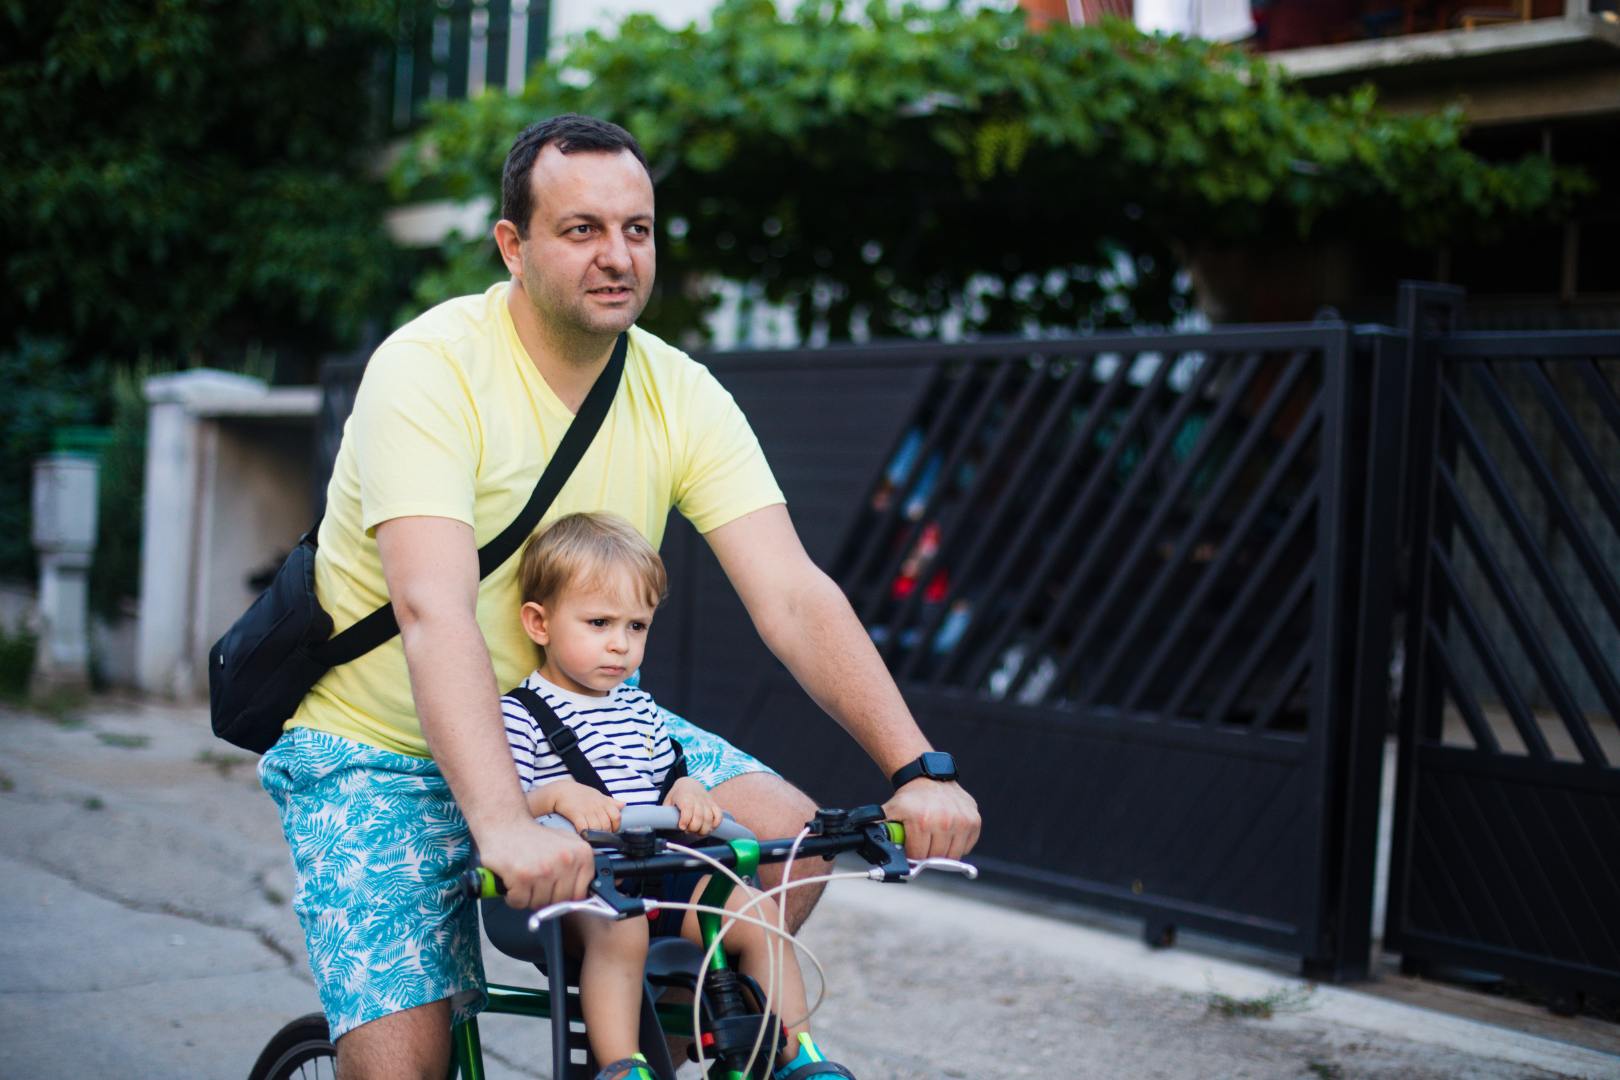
[571,224,592,236]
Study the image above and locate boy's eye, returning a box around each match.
[588,618,609,628]
[629,621,648,633]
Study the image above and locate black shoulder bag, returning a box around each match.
[208,332,627,754]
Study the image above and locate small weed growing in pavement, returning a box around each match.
[33,689,88,727]
[96,731,150,750]
[0,770,14,792]
[83,796,105,811]
[1306,1061,1344,1079]
[196,748,250,777]
[1205,982,1314,1019]
[263,886,286,906]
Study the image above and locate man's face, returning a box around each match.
[513,146,656,340]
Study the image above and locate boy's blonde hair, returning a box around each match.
[517,512,667,609]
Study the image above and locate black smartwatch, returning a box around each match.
[890,751,959,790]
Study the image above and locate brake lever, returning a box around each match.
[525,895,622,931]
[907,857,979,880]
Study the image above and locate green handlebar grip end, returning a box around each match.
[886,822,905,844]
[474,866,498,899]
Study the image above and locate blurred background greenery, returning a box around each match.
[0,0,1591,609]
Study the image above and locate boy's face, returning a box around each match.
[520,566,655,696]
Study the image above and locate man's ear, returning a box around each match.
[520,600,550,646]
[493,218,525,277]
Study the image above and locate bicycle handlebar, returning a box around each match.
[461,804,919,909]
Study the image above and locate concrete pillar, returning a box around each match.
[134,370,266,697]
[31,454,99,692]
[134,370,320,698]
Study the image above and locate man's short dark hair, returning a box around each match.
[501,114,649,236]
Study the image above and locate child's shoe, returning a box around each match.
[773,1033,857,1079]
[595,1052,654,1080]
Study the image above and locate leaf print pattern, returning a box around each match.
[260,728,485,1039]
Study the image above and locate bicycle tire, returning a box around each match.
[248,1013,336,1080]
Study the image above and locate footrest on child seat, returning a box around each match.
[777,1063,858,1079]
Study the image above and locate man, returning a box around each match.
[260,114,979,1079]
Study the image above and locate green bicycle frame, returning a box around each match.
[450,837,764,1080]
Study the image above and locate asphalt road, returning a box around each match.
[2,697,1616,1079]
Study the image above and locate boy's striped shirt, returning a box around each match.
[501,671,676,806]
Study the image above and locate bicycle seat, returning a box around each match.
[478,805,755,966]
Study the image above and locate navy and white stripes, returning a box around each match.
[501,671,677,806]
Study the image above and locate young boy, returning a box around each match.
[501,512,850,1080]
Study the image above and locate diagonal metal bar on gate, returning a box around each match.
[1424,622,1502,754]
[958,349,1189,696]
[1251,636,1312,733]
[1523,361,1620,546]
[1432,454,1609,768]
[893,354,1096,680]
[919,350,1136,687]
[1152,484,1317,719]
[1057,351,1304,708]
[926,351,1140,689]
[998,350,1252,704]
[1197,564,1313,730]
[858,355,1023,633]
[1440,383,1618,765]
[841,359,983,602]
[1077,361,1318,710]
[1119,416,1320,714]
[875,353,1059,664]
[1574,358,1620,443]
[1469,363,1620,662]
[1426,541,1546,758]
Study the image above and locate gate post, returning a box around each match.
[1384,281,1464,973]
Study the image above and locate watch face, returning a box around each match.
[920,751,956,779]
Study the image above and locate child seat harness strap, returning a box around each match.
[506,685,688,802]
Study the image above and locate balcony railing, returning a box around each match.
[384,0,552,133]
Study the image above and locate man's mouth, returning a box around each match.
[589,284,633,300]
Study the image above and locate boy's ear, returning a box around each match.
[520,601,550,646]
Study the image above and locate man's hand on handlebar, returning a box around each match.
[474,816,595,910]
[882,779,981,862]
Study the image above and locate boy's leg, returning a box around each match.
[335,999,452,1080]
[569,911,651,1067]
[678,881,810,1072]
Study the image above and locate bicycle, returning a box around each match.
[248,803,977,1080]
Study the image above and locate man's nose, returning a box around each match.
[596,231,631,274]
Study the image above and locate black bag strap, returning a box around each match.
[657,739,688,802]
[507,686,613,797]
[315,332,627,666]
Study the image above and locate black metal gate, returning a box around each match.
[1386,288,1620,1004]
[640,324,1385,975]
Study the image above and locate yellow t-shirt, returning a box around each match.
[290,283,785,756]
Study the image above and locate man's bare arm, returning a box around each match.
[703,504,980,861]
[375,515,593,908]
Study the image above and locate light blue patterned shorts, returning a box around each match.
[260,727,485,1040]
[261,690,769,1038]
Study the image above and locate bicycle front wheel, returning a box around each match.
[248,1013,336,1080]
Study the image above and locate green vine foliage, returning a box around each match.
[399,0,1585,343]
[1,0,402,374]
